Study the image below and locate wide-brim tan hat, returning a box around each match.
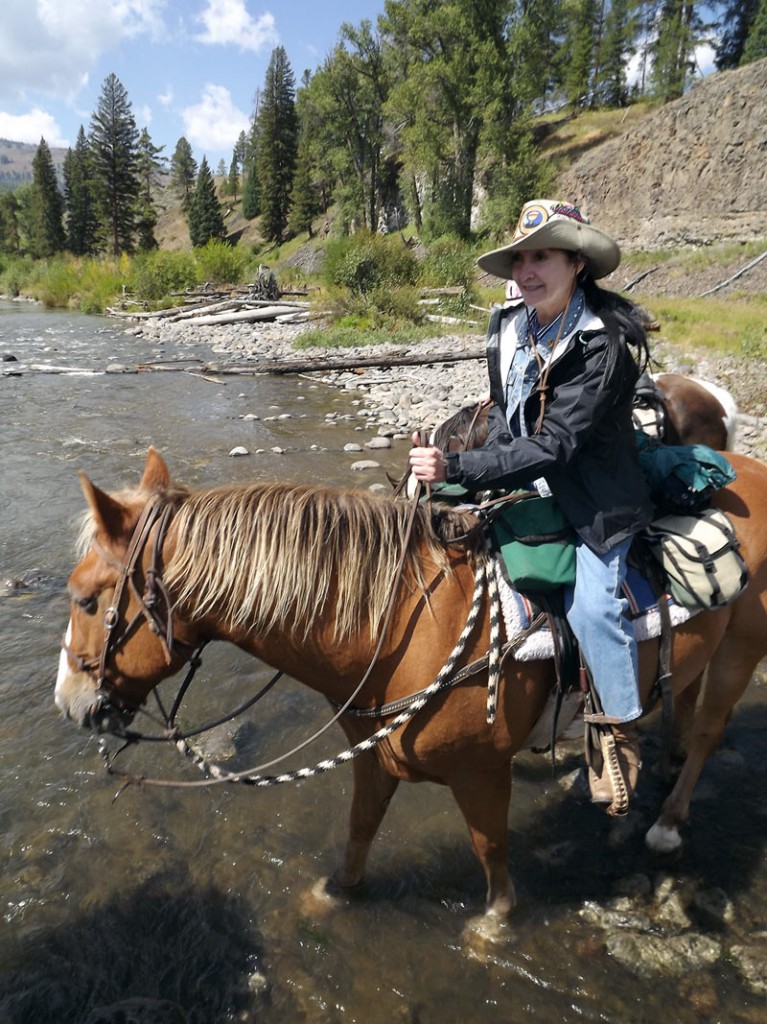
[477,199,621,280]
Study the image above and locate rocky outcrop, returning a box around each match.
[557,58,767,252]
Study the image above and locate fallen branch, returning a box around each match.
[199,347,486,375]
[698,250,767,297]
[623,265,663,292]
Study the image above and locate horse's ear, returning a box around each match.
[78,472,133,540]
[139,447,171,492]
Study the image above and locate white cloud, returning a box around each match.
[181,84,250,153]
[158,88,174,107]
[194,0,279,53]
[137,104,153,128]
[0,109,70,147]
[0,0,168,104]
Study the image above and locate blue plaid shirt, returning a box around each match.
[505,289,585,437]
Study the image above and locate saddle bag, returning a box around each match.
[643,507,748,610]
[490,495,576,594]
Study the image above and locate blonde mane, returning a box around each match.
[163,482,480,641]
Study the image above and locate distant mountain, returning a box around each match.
[0,138,68,191]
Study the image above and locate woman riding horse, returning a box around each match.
[410,198,654,814]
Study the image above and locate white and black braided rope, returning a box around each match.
[179,552,490,788]
[484,535,502,725]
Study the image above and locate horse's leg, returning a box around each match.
[646,639,761,854]
[330,750,399,890]
[670,671,703,767]
[448,766,515,917]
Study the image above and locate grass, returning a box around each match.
[633,294,767,357]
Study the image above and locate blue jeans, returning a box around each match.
[564,536,642,723]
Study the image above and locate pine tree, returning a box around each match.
[288,122,319,236]
[598,0,638,106]
[134,128,165,251]
[188,157,226,247]
[741,0,767,63]
[235,130,250,166]
[715,0,760,68]
[63,126,99,255]
[170,137,198,212]
[30,137,65,257]
[255,47,298,242]
[241,153,260,219]
[563,0,601,108]
[89,73,140,254]
[226,148,240,202]
[0,191,20,254]
[650,0,706,101]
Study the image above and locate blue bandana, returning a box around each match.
[505,289,585,437]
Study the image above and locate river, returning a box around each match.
[1,301,766,1023]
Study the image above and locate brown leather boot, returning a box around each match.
[588,722,642,816]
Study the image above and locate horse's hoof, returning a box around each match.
[300,877,359,918]
[645,821,683,854]
[462,912,514,958]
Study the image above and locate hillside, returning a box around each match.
[0,138,67,190]
[555,57,767,254]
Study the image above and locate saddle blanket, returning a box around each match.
[497,562,696,662]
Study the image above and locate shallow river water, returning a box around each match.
[1,301,766,1023]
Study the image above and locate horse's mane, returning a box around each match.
[163,481,481,641]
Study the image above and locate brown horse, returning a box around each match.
[56,449,767,919]
[429,373,737,455]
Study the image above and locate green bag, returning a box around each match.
[490,495,577,593]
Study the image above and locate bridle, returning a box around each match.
[62,496,206,730]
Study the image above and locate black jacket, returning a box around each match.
[444,304,654,555]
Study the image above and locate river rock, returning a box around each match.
[366,436,392,449]
[605,930,721,978]
[350,460,381,471]
[692,887,735,929]
[229,446,250,457]
[730,941,767,995]
[343,443,363,452]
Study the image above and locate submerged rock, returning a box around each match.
[605,930,721,978]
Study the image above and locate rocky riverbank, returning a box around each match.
[127,314,767,461]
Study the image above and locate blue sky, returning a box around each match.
[0,0,385,165]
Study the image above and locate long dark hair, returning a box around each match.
[578,269,651,374]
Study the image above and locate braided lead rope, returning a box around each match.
[106,551,490,791]
[484,535,502,725]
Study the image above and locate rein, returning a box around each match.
[90,418,520,793]
[102,542,496,791]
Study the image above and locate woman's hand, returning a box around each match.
[409,432,447,483]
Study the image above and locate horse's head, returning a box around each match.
[55,448,200,733]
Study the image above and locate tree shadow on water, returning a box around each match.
[0,869,264,1024]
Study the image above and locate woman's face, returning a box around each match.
[509,248,583,325]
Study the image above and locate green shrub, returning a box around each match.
[193,239,247,285]
[130,250,197,301]
[27,257,81,308]
[77,259,126,314]
[419,238,476,290]
[0,255,35,296]
[323,231,419,294]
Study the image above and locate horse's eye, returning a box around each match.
[76,595,98,615]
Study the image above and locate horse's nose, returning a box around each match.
[83,696,135,734]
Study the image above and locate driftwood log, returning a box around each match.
[9,347,485,378]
